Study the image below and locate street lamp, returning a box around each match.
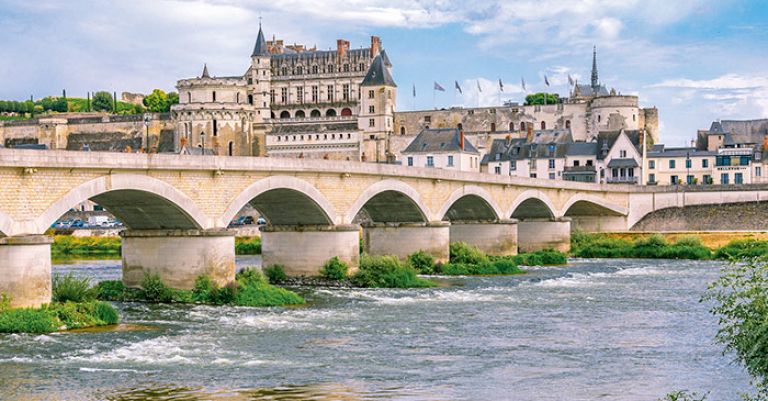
[200,131,205,156]
[143,114,151,153]
[686,151,691,185]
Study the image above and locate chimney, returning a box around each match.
[337,39,349,58]
[370,36,381,55]
[506,134,512,146]
[763,134,768,152]
[460,129,465,150]
[526,123,533,142]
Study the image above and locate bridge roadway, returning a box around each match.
[0,148,766,307]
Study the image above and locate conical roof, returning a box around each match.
[202,63,210,78]
[251,24,269,57]
[361,53,396,87]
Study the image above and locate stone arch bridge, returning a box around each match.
[1,149,766,308]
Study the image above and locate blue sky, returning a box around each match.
[2,0,768,145]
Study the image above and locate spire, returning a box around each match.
[591,45,598,90]
[202,63,210,78]
[251,23,269,57]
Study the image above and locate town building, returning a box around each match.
[400,128,480,171]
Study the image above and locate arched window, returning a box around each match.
[509,122,514,131]
[247,94,253,105]
[400,126,406,135]
[490,123,496,132]
[541,121,546,130]
[310,109,321,117]
[295,110,306,118]
[565,120,571,129]
[228,141,234,156]
[326,109,337,117]
[280,110,291,119]
[458,123,463,130]
[340,107,352,116]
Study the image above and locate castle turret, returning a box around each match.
[359,51,397,162]
[250,23,272,120]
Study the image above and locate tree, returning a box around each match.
[168,92,179,107]
[143,89,170,112]
[91,91,113,112]
[524,92,559,105]
[704,258,768,398]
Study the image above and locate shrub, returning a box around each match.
[450,242,489,265]
[352,254,435,288]
[0,293,10,311]
[437,258,522,276]
[192,275,216,302]
[632,234,668,258]
[320,257,349,280]
[715,239,768,260]
[235,237,262,255]
[0,308,59,333]
[513,249,567,266]
[235,268,304,306]
[0,300,119,334]
[95,280,129,301]
[140,274,174,303]
[52,273,95,303]
[263,265,287,284]
[407,251,435,274]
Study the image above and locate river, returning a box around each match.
[0,257,753,400]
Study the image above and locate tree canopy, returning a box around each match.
[524,92,559,105]
[143,89,179,113]
[91,91,113,112]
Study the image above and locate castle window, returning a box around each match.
[369,118,375,127]
[312,86,319,102]
[633,114,636,121]
[326,109,337,117]
[368,90,375,99]
[541,121,546,130]
[212,91,216,102]
[341,108,352,116]
[213,120,218,136]
[565,120,571,129]
[343,84,350,101]
[400,127,406,135]
[297,86,304,103]
[281,88,288,103]
[280,111,291,119]
[270,89,275,104]
[509,122,514,131]
[598,115,601,122]
[343,64,349,72]
[228,141,234,156]
[295,110,305,118]
[327,85,335,102]
[359,63,365,71]
[297,66,303,75]
[312,65,318,74]
[311,109,321,117]
[491,123,496,132]
[328,64,334,73]
[281,66,288,75]
[187,92,191,103]
[424,116,431,123]
[236,93,240,103]
[369,105,375,113]
[248,94,253,105]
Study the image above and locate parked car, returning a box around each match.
[70,220,85,228]
[256,217,266,225]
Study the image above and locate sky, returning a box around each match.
[1,0,768,145]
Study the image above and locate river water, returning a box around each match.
[0,257,752,400]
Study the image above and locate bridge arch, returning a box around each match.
[438,186,503,222]
[34,174,208,234]
[507,190,557,220]
[221,176,338,227]
[561,194,627,217]
[345,179,431,223]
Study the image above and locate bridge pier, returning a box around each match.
[260,224,360,276]
[0,235,53,308]
[363,221,450,263]
[449,219,518,256]
[121,229,235,290]
[518,218,571,253]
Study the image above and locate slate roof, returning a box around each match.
[575,83,609,97]
[566,142,598,156]
[403,128,479,154]
[647,146,716,158]
[271,122,358,134]
[251,26,270,57]
[596,130,643,159]
[607,158,639,168]
[361,53,396,87]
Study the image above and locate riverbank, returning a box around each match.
[571,232,768,260]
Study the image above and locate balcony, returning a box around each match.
[606,176,638,184]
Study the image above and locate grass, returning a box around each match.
[571,232,768,260]
[0,274,119,333]
[571,232,714,260]
[352,254,436,288]
[263,265,287,284]
[235,236,261,255]
[51,235,121,257]
[95,270,305,307]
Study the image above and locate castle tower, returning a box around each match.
[359,50,397,162]
[250,23,272,121]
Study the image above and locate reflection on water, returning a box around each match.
[0,258,753,400]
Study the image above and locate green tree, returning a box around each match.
[524,92,559,105]
[143,89,172,112]
[91,91,113,112]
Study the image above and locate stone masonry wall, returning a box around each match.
[631,201,768,231]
